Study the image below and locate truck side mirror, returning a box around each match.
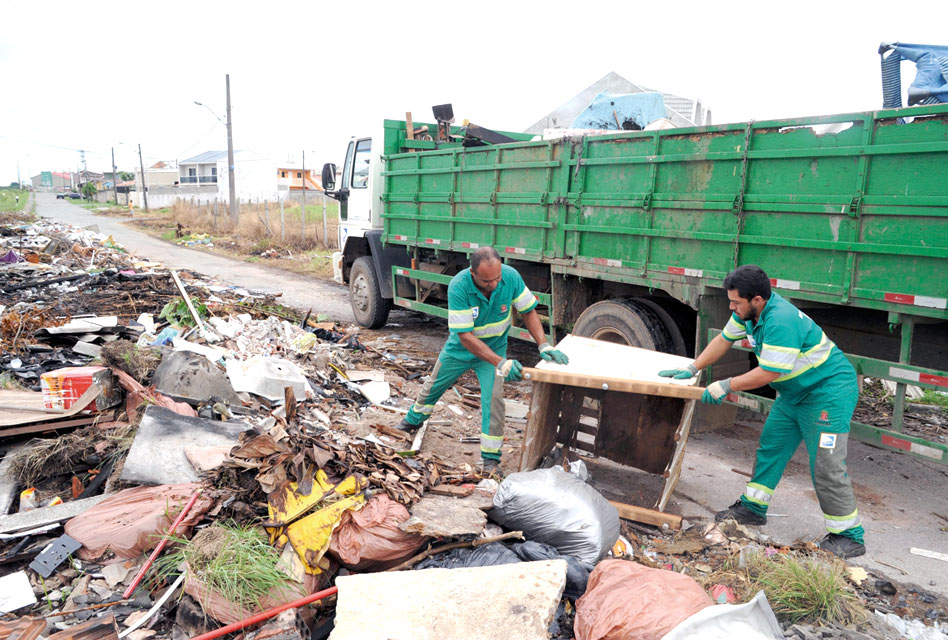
[322,163,336,191]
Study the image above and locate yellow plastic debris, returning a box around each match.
[266,470,366,528]
[264,471,369,574]
[292,333,319,354]
[286,493,366,574]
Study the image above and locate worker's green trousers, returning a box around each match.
[739,376,865,544]
[404,353,506,461]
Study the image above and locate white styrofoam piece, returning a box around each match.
[534,334,699,387]
[0,571,37,613]
[357,380,391,404]
[225,356,310,402]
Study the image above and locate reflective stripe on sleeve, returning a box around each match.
[758,344,799,370]
[448,309,474,331]
[513,286,537,313]
[824,509,861,534]
[744,483,774,506]
[722,316,747,341]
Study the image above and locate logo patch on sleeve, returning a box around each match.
[471,307,479,319]
[819,432,837,449]
[500,304,508,313]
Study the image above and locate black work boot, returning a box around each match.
[714,500,767,526]
[819,533,866,559]
[395,418,420,432]
[481,458,504,480]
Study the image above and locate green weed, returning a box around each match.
[153,522,302,612]
[743,550,866,625]
[0,372,26,390]
[915,389,948,408]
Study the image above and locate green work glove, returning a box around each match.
[538,343,569,365]
[701,378,732,405]
[658,363,698,380]
[497,359,524,382]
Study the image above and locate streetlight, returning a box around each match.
[194,73,237,223]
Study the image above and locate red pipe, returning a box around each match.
[189,586,339,640]
[123,488,204,599]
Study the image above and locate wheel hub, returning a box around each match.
[352,274,369,311]
[590,325,638,346]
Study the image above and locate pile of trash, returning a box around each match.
[1,214,945,640]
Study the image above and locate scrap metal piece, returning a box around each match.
[28,533,82,578]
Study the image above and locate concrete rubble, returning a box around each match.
[1,211,947,640]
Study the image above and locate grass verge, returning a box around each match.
[0,188,28,212]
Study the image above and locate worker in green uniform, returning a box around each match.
[659,264,865,558]
[397,247,569,476]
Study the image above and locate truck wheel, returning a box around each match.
[573,298,681,354]
[349,256,391,329]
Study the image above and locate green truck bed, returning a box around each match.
[382,103,948,320]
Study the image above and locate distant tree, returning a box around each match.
[81,182,97,201]
[119,171,135,181]
[9,182,20,189]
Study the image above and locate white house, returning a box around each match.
[177,150,279,204]
[131,150,279,208]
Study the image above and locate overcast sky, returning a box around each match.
[1,0,945,184]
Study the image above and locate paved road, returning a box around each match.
[35,193,356,323]
[32,193,948,599]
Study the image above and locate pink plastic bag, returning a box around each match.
[328,494,426,571]
[64,483,213,560]
[575,559,712,640]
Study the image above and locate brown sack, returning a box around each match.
[64,483,214,560]
[327,493,426,571]
[183,564,303,626]
[574,559,712,640]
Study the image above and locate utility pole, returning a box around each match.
[138,143,149,212]
[226,73,238,223]
[301,149,306,238]
[111,147,117,204]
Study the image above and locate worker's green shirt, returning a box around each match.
[721,292,854,404]
[443,264,538,361]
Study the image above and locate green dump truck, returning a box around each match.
[322,102,948,465]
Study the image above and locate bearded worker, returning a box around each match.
[397,246,569,476]
[659,264,865,558]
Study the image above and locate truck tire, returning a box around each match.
[349,256,391,329]
[572,298,681,354]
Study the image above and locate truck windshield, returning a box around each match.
[351,138,371,189]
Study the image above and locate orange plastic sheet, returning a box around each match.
[574,559,712,640]
[64,482,214,560]
[328,493,426,571]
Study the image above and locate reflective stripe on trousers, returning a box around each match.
[403,354,507,461]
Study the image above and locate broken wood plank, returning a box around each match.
[523,368,704,400]
[46,614,119,640]
[428,484,473,498]
[608,500,682,531]
[410,422,427,453]
[0,616,46,640]
[375,424,411,442]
